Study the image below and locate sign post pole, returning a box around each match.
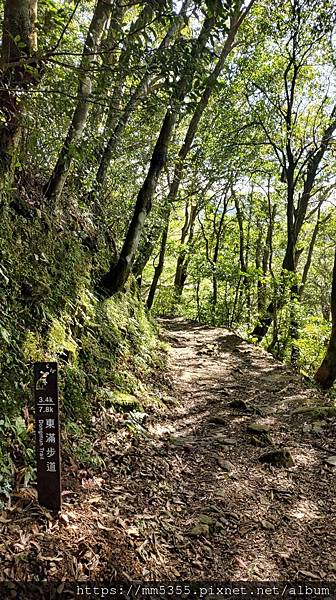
[34,362,62,512]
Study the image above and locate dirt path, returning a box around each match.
[151,318,336,579]
[1,318,336,584]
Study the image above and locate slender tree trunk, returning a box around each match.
[0,0,38,174]
[174,254,189,295]
[230,276,242,328]
[289,280,300,367]
[251,107,336,342]
[174,202,192,293]
[93,0,193,196]
[298,208,322,299]
[211,271,218,323]
[210,194,227,323]
[255,224,264,314]
[162,0,256,210]
[174,204,198,296]
[89,5,149,165]
[256,204,275,320]
[88,2,128,135]
[234,190,251,321]
[315,246,336,388]
[234,192,247,272]
[147,213,170,309]
[195,279,201,322]
[211,255,219,323]
[132,239,156,287]
[244,197,253,324]
[44,0,113,203]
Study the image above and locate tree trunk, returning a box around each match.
[255,224,264,314]
[44,0,113,203]
[132,239,156,287]
[100,11,217,295]
[234,190,251,321]
[255,202,275,323]
[195,279,201,321]
[162,0,255,209]
[289,281,300,367]
[298,208,322,299]
[211,193,228,322]
[234,192,247,273]
[211,271,218,322]
[100,110,176,294]
[315,246,336,388]
[174,204,198,296]
[174,202,191,293]
[244,196,253,324]
[87,1,128,136]
[93,0,193,196]
[251,106,336,342]
[0,0,38,174]
[147,214,170,309]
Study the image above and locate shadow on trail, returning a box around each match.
[63,318,335,581]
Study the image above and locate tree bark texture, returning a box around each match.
[45,0,113,203]
[315,246,336,389]
[100,110,176,294]
[93,0,193,196]
[147,214,170,309]
[0,0,38,173]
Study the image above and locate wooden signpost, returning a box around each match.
[34,362,62,512]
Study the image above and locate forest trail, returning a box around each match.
[1,319,336,585]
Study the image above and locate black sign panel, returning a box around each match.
[34,362,61,511]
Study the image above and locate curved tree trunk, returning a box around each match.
[162,0,255,214]
[44,0,113,204]
[100,11,218,295]
[93,0,193,197]
[100,110,176,294]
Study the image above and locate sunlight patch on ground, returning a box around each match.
[289,499,322,521]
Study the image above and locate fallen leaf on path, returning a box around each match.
[96,521,114,531]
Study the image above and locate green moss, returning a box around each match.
[22,331,44,362]
[110,390,144,412]
[62,365,93,422]
[48,318,78,358]
[0,201,162,496]
[291,405,336,418]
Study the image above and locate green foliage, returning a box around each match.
[64,421,104,469]
[0,417,36,504]
[294,317,331,374]
[0,192,159,503]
